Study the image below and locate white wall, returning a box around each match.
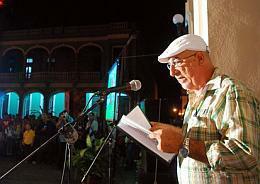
[208,0,260,98]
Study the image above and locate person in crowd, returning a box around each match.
[56,110,73,168]
[22,123,35,163]
[35,113,57,164]
[149,34,259,183]
[85,112,99,149]
[13,115,23,158]
[124,136,140,169]
[4,118,15,156]
[74,125,86,150]
[0,122,4,156]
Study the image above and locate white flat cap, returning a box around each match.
[158,34,208,63]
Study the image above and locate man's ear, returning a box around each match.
[196,52,204,64]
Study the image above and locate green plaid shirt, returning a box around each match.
[177,71,260,184]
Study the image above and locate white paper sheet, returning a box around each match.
[117,106,176,163]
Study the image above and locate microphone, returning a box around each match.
[95,80,142,95]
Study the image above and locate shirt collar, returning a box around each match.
[187,68,222,96]
[205,68,222,91]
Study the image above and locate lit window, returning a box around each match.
[26,58,33,64]
[25,66,32,79]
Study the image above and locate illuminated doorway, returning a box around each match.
[23,92,44,117]
[49,92,65,117]
[0,92,19,118]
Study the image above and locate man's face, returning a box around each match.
[61,112,68,118]
[88,114,94,121]
[167,51,204,91]
[25,123,31,130]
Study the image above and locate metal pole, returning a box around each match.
[81,125,116,183]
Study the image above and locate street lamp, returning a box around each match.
[173,14,185,36]
[0,0,4,7]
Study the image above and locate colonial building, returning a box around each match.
[0,22,137,118]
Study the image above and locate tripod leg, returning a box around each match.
[68,143,71,184]
[81,125,116,183]
[60,143,68,184]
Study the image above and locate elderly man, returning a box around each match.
[149,34,259,183]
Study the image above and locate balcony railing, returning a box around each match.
[0,72,102,83]
[0,22,131,41]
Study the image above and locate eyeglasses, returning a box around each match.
[167,53,196,70]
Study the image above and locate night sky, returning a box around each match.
[0,0,185,99]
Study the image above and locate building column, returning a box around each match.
[18,93,25,117]
[69,89,85,117]
[43,92,50,114]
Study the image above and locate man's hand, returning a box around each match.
[149,122,183,153]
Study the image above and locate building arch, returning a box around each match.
[23,90,45,97]
[50,45,76,72]
[2,47,25,56]
[77,42,104,53]
[50,44,77,54]
[25,45,50,55]
[26,47,50,72]
[0,89,20,95]
[0,49,25,73]
[78,45,102,72]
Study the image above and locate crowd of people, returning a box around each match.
[0,111,103,168]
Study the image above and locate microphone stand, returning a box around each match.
[0,121,78,182]
[60,96,108,184]
[81,93,117,184]
[60,97,106,184]
[60,141,73,184]
[81,124,116,184]
[0,130,60,181]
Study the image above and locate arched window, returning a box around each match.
[51,47,76,72]
[26,48,49,73]
[78,46,102,72]
[25,58,33,79]
[1,49,24,73]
